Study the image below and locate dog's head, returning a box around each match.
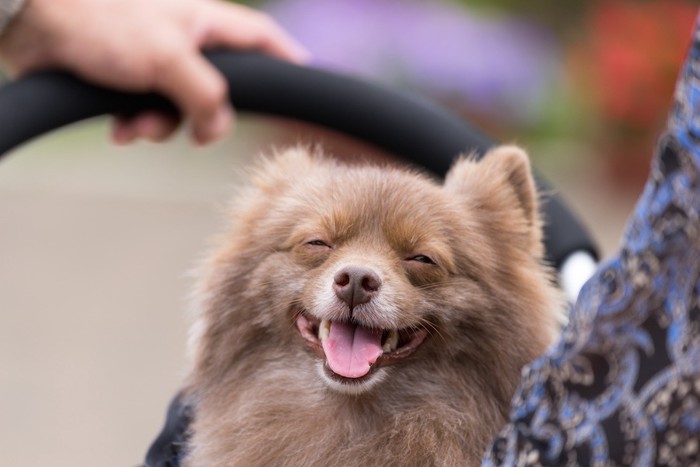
[190,146,561,396]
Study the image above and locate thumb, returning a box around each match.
[200,3,309,64]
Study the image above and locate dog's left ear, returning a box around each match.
[444,145,541,248]
[486,145,538,228]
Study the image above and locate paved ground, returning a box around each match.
[0,117,640,467]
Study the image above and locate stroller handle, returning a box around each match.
[0,50,598,296]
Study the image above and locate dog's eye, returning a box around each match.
[409,255,436,265]
[306,240,331,248]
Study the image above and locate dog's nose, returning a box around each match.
[333,266,381,310]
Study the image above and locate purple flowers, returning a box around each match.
[264,0,560,124]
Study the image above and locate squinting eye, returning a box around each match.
[409,255,436,265]
[306,240,331,248]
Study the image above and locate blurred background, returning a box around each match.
[1,0,697,465]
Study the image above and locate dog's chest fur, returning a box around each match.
[186,356,507,466]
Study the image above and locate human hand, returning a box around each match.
[0,0,309,145]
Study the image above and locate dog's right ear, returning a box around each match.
[251,146,327,194]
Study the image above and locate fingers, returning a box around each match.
[153,48,235,144]
[104,1,308,146]
[173,4,307,144]
[112,112,181,145]
[149,3,307,146]
[202,3,310,64]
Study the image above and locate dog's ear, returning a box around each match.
[251,145,328,194]
[444,145,541,250]
[483,145,538,228]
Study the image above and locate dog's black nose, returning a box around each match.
[333,266,381,311]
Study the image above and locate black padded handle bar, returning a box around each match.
[0,50,597,267]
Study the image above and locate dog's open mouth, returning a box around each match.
[295,313,429,383]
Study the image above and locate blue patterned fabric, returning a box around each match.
[484,13,700,467]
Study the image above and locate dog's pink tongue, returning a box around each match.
[322,321,383,378]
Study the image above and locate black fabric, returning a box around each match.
[144,393,193,467]
[0,50,597,267]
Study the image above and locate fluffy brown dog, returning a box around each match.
[182,145,562,466]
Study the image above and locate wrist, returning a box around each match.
[0,0,26,36]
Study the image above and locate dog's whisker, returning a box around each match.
[413,280,465,291]
[414,317,447,345]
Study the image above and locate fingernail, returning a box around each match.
[112,122,135,145]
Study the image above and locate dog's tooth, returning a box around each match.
[383,329,399,352]
[319,320,330,341]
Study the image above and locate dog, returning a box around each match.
[180,145,562,466]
